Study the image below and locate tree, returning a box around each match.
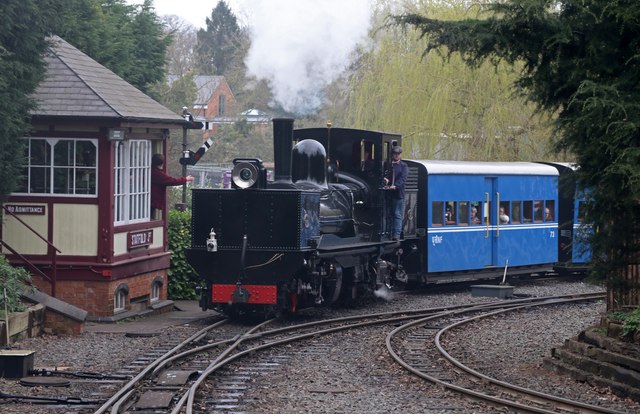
[162,15,198,78]
[52,0,171,94]
[194,1,242,76]
[346,1,554,161]
[395,0,640,311]
[0,0,58,202]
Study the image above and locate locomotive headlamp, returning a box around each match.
[232,162,258,189]
[231,158,267,189]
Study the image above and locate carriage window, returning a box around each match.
[499,201,510,224]
[545,200,555,222]
[458,201,469,226]
[523,200,533,222]
[445,201,457,225]
[470,202,481,225]
[534,200,544,222]
[483,201,491,224]
[432,202,444,226]
[577,201,586,223]
[511,201,522,224]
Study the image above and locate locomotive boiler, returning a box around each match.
[186,118,410,317]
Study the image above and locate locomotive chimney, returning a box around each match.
[272,118,294,183]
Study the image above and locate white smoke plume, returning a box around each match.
[239,0,373,114]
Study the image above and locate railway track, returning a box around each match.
[87,292,618,414]
[386,292,620,413]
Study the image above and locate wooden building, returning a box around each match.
[0,36,187,320]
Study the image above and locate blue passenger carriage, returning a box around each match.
[403,160,560,283]
[542,162,591,273]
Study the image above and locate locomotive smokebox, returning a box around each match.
[273,118,294,183]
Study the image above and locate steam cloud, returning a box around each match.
[240,0,372,114]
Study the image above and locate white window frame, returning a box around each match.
[150,281,161,302]
[17,138,98,197]
[114,140,151,225]
[114,288,127,312]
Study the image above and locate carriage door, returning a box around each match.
[484,177,499,268]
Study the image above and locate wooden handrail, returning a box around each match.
[2,205,61,253]
[0,240,52,282]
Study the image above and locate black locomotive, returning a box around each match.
[186,118,411,316]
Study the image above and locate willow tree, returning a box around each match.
[347,0,555,161]
[395,0,640,311]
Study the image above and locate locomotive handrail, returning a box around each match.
[2,205,60,296]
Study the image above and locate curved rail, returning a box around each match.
[385,293,620,413]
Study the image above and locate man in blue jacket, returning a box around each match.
[384,146,408,240]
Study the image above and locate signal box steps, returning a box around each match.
[544,329,640,402]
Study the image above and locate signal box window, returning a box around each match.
[17,138,98,196]
[114,140,151,225]
[432,202,444,226]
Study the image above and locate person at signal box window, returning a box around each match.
[383,146,408,240]
[151,153,193,219]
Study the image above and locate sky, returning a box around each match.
[128,0,243,28]
[128,0,374,114]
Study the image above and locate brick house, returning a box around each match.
[0,36,187,320]
[190,75,237,137]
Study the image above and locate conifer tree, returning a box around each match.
[395,0,640,310]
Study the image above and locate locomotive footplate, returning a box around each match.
[315,234,400,257]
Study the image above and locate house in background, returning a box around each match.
[188,75,237,137]
[0,36,187,322]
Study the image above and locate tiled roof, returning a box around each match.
[193,75,224,105]
[31,36,184,123]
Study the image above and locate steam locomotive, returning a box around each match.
[185,118,589,317]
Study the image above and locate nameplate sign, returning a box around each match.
[5,205,46,215]
[128,229,153,249]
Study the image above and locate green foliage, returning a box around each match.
[194,1,242,76]
[167,209,199,299]
[349,1,554,162]
[0,0,56,202]
[394,0,640,310]
[52,0,172,94]
[609,308,640,338]
[0,254,32,315]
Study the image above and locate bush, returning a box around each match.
[0,254,31,316]
[167,209,200,299]
[609,308,640,338]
